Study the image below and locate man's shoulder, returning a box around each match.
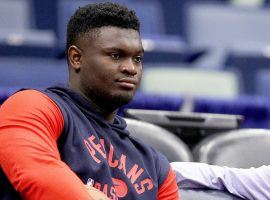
[0,89,62,122]
[1,89,52,108]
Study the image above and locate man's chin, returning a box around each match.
[111,94,133,107]
[108,90,135,107]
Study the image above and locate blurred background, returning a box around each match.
[3,3,270,198]
[1,0,270,130]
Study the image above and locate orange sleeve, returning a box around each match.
[0,90,92,200]
[158,166,179,200]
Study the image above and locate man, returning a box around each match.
[0,2,178,199]
[171,162,270,200]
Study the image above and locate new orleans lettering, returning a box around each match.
[84,134,154,196]
[94,182,118,200]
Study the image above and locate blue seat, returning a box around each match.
[225,52,270,95]
[186,2,270,48]
[0,0,57,57]
[0,0,33,30]
[255,68,270,98]
[0,57,67,92]
[125,1,166,35]
[185,2,270,69]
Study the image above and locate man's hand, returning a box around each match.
[86,185,109,200]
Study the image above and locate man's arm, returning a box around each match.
[158,166,179,200]
[0,90,92,200]
[171,162,270,200]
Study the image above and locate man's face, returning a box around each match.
[74,27,143,109]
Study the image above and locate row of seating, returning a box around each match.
[126,115,263,199]
[127,119,244,199]
[3,0,270,57]
[126,118,270,169]
[4,0,270,56]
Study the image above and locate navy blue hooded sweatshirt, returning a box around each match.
[0,86,178,199]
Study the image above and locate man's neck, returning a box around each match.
[68,83,118,123]
[89,101,118,123]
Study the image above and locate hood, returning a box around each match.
[46,85,130,137]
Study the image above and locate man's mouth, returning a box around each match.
[116,77,138,89]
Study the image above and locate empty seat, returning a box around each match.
[125,118,193,162]
[185,2,270,68]
[186,3,270,47]
[0,0,57,57]
[193,129,270,168]
[0,0,32,30]
[0,57,68,92]
[225,51,270,95]
[255,68,270,98]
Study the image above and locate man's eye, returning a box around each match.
[133,56,142,63]
[111,53,120,60]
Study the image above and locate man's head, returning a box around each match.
[66,2,140,53]
[66,2,144,117]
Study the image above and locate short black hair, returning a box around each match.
[66,2,140,51]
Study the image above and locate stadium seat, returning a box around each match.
[186,3,270,47]
[193,129,270,167]
[255,68,270,98]
[225,50,270,95]
[0,0,33,30]
[185,2,270,69]
[0,57,67,92]
[125,118,193,162]
[0,0,57,57]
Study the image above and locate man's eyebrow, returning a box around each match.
[103,47,144,54]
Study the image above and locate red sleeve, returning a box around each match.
[158,166,179,200]
[0,90,92,200]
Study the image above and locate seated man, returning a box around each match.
[0,2,178,199]
[171,162,270,200]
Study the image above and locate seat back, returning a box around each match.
[186,3,270,47]
[0,0,32,30]
[185,2,270,69]
[123,1,166,35]
[0,57,67,91]
[193,129,270,167]
[256,68,270,98]
[141,66,239,98]
[0,0,56,57]
[125,118,193,162]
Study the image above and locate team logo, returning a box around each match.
[112,178,128,198]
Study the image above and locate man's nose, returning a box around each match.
[120,59,137,76]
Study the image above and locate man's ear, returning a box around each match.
[68,45,82,71]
